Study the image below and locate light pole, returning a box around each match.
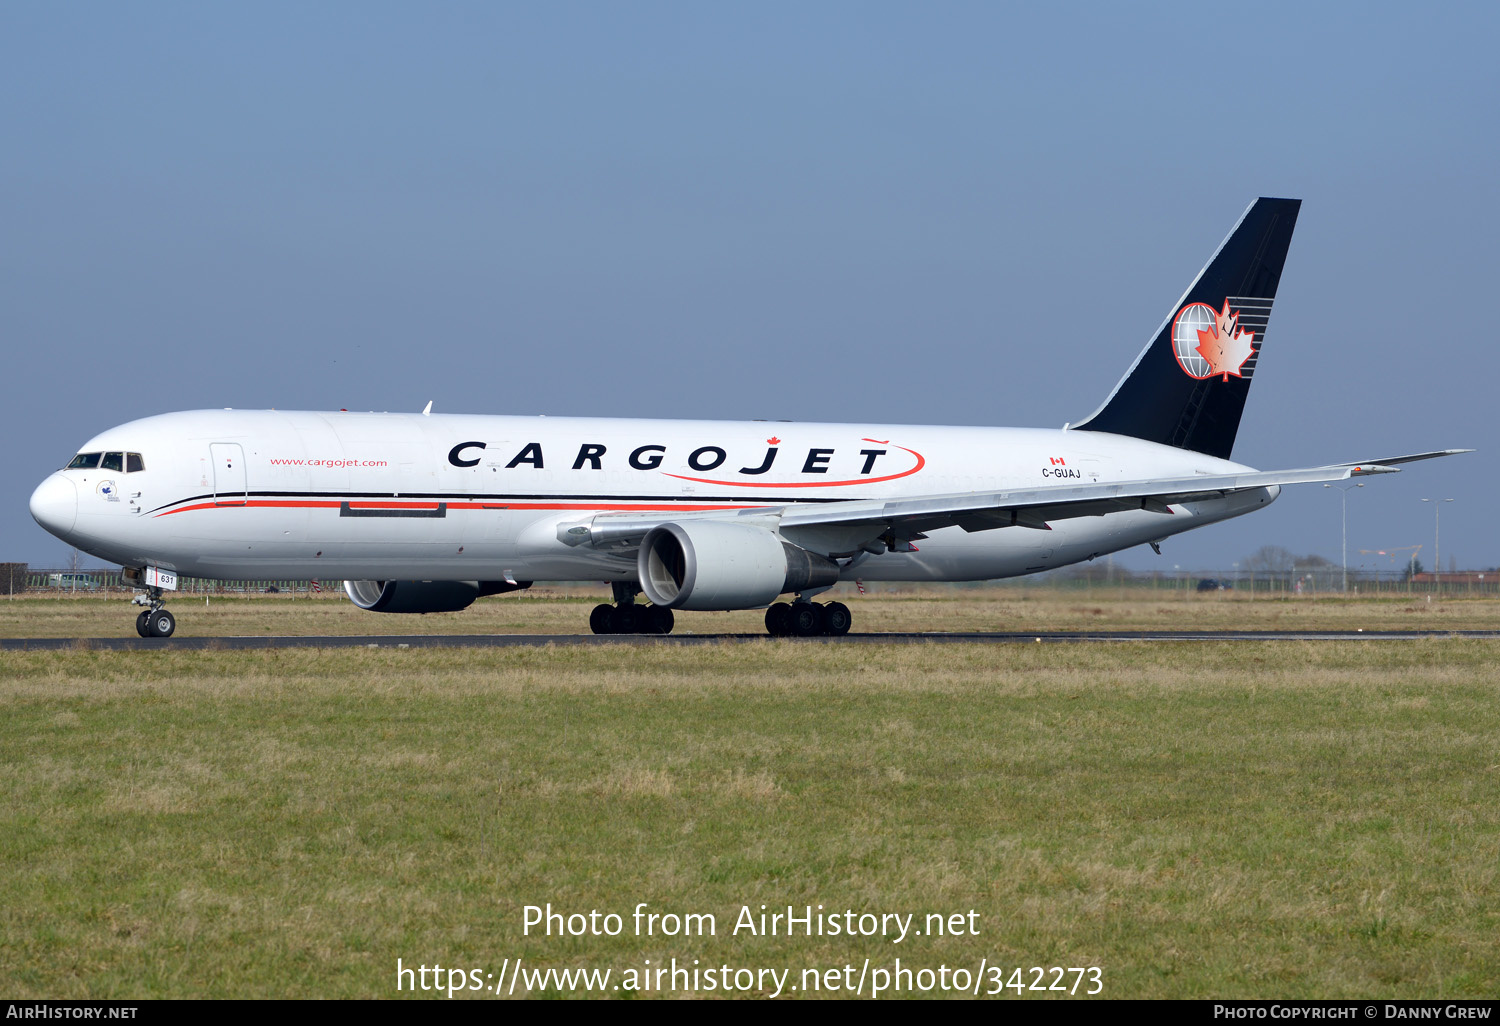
[1324,482,1363,593]
[1420,498,1455,591]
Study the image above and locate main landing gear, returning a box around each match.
[764,599,852,637]
[131,587,176,638]
[585,583,854,637]
[589,581,674,635]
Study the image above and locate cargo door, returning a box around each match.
[211,443,248,505]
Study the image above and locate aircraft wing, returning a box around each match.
[769,454,1470,537]
[568,449,1472,551]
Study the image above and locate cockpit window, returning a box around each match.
[126,453,145,473]
[101,452,124,472]
[67,453,101,469]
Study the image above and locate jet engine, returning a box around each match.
[343,579,530,614]
[637,521,840,610]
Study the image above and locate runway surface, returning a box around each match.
[4,630,1499,650]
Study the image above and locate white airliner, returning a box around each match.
[29,199,1467,637]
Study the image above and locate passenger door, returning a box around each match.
[211,443,248,506]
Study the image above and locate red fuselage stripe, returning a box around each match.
[154,499,768,517]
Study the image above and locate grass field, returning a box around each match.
[2,584,1498,637]
[2,631,1498,999]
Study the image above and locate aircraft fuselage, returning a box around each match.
[31,408,1273,585]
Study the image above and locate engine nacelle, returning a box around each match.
[343,579,530,614]
[638,521,840,610]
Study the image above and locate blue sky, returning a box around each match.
[3,1,1495,572]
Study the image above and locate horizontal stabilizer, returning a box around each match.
[1330,449,1473,469]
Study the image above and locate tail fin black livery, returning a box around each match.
[1071,197,1301,460]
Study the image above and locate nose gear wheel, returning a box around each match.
[129,583,176,637]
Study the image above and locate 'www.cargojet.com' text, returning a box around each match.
[397,958,1103,998]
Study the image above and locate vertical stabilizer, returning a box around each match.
[1070,197,1301,459]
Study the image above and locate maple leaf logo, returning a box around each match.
[1192,301,1255,380]
[766,436,780,445]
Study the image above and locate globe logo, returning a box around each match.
[1172,303,1219,378]
[1172,300,1255,380]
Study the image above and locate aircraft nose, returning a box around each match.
[30,474,78,538]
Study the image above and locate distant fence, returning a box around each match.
[995,566,1500,597]
[7,562,1499,598]
[14,567,333,596]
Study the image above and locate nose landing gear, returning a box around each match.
[131,587,176,638]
